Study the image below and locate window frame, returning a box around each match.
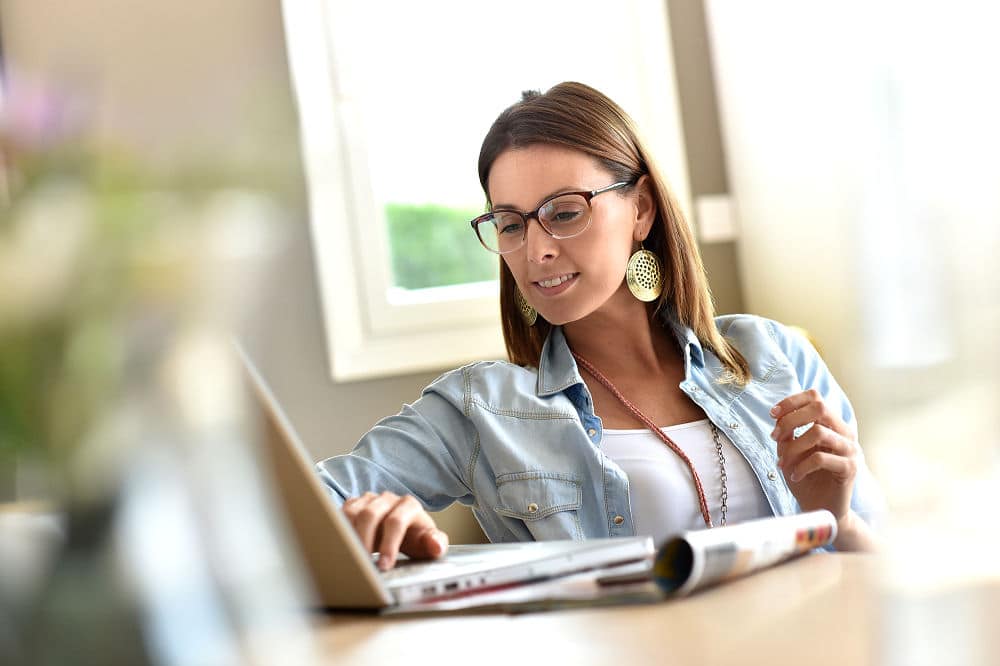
[282,0,691,382]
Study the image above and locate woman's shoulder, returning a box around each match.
[713,313,816,361]
[714,313,801,342]
[422,358,540,403]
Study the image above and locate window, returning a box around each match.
[283,0,691,381]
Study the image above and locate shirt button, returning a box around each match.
[767,471,778,481]
[729,422,740,429]
[527,503,538,514]
[587,428,597,437]
[613,515,625,525]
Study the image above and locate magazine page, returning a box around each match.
[653,510,837,596]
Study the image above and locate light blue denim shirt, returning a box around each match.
[317,312,886,544]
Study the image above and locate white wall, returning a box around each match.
[706,2,1000,550]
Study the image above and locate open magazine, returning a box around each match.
[653,510,837,596]
[386,510,837,614]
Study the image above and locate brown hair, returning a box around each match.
[478,82,750,385]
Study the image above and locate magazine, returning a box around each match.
[652,510,837,596]
[388,511,837,613]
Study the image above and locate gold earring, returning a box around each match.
[514,287,537,326]
[626,243,663,302]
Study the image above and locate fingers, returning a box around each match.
[776,424,857,482]
[376,495,434,570]
[342,491,396,554]
[776,422,853,466]
[770,388,820,420]
[770,394,825,442]
[341,491,448,571]
[770,388,853,441]
[785,449,857,485]
[402,526,449,562]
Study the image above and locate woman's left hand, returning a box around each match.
[770,388,859,522]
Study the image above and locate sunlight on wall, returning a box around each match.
[707,4,1000,641]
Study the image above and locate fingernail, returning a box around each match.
[432,531,448,554]
[378,555,394,571]
[790,472,800,482]
[776,456,783,468]
[770,429,778,440]
[770,405,781,417]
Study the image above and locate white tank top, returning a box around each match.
[601,419,772,545]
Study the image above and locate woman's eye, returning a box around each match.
[552,210,582,223]
[498,220,523,235]
[544,206,585,225]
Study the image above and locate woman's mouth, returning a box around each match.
[533,272,579,296]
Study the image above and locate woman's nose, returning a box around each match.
[524,218,557,264]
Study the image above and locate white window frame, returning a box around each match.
[282,0,691,382]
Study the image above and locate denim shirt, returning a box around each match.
[317,312,886,544]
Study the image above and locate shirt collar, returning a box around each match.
[535,306,707,397]
[657,306,706,371]
[536,326,585,397]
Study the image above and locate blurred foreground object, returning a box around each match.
[0,74,319,665]
[706,3,1000,663]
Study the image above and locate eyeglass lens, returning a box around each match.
[478,193,591,253]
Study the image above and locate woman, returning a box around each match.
[318,82,884,570]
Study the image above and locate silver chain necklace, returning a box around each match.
[709,422,728,526]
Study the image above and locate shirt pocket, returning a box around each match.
[493,471,583,541]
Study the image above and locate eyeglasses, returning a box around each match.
[470,181,634,255]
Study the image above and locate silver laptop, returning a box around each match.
[239,349,655,612]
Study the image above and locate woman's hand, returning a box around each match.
[342,491,449,570]
[770,389,873,550]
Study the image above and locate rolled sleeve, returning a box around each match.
[316,371,477,512]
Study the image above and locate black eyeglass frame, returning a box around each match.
[470,180,635,255]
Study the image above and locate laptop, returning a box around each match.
[238,348,655,612]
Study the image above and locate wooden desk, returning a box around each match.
[316,554,1000,666]
[312,553,999,665]
[313,554,860,664]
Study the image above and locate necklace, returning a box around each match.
[572,351,728,528]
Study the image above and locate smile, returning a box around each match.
[537,273,576,288]
[533,273,579,295]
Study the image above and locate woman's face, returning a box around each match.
[487,144,653,326]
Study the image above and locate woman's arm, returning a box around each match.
[316,369,478,567]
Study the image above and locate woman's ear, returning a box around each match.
[632,174,657,242]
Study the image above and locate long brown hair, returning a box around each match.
[478,82,750,385]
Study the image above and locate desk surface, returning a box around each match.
[313,553,999,665]
[316,554,1000,666]
[314,553,866,665]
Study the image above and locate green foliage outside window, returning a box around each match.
[384,202,498,290]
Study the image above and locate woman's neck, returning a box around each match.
[562,295,679,376]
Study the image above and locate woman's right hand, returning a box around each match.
[342,491,449,570]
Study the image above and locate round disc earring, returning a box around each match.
[514,287,538,326]
[626,243,663,302]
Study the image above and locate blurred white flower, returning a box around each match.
[0,182,94,327]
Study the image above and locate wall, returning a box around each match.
[667,0,745,316]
